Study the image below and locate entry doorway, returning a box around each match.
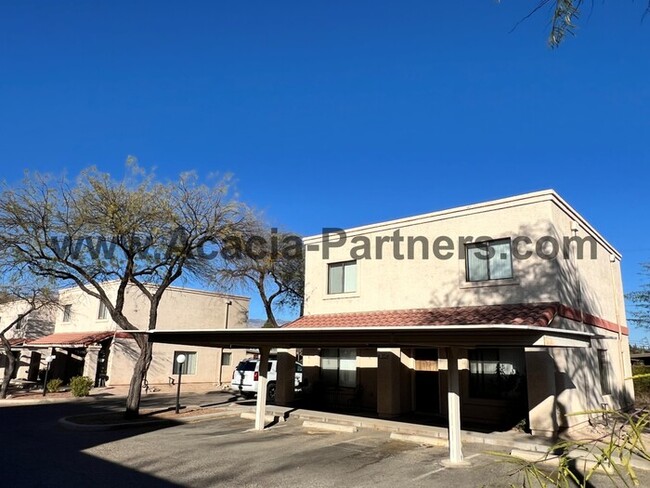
[413,348,440,414]
[27,352,41,381]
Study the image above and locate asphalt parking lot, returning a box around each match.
[2,394,648,488]
[83,415,520,488]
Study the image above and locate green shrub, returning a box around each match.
[633,364,650,403]
[46,378,63,393]
[69,376,94,397]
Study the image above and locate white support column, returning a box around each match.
[255,346,270,431]
[444,347,466,466]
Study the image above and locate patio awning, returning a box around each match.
[26,331,115,348]
[145,302,594,349]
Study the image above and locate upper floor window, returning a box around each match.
[98,301,108,320]
[62,304,72,322]
[465,238,513,282]
[328,260,357,294]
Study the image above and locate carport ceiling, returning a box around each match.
[144,325,593,349]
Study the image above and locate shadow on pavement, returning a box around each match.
[0,401,184,487]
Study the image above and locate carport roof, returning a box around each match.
[145,324,594,349]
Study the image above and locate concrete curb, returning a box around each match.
[59,407,242,431]
[58,415,173,432]
[390,432,448,447]
[240,412,279,423]
[303,420,358,433]
[1,396,99,407]
[511,448,650,473]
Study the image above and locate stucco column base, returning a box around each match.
[275,348,296,406]
[530,429,558,439]
[525,348,558,438]
[440,459,472,468]
[83,346,101,381]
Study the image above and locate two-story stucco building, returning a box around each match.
[145,190,633,464]
[3,282,250,389]
[290,189,633,437]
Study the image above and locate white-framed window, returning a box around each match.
[98,301,108,320]
[62,304,72,322]
[598,349,611,395]
[465,238,513,282]
[328,260,357,294]
[321,348,357,388]
[172,351,197,375]
[222,352,232,366]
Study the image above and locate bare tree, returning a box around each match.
[627,262,650,329]
[0,161,249,417]
[219,226,304,328]
[510,1,650,47]
[0,279,59,398]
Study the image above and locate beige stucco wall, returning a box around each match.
[0,300,56,380]
[52,282,250,386]
[304,195,560,315]
[302,191,626,321]
[299,191,634,431]
[55,282,249,333]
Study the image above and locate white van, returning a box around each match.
[231,358,303,402]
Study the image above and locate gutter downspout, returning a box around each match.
[218,300,233,387]
[609,255,626,394]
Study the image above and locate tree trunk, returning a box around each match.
[0,334,17,399]
[124,340,152,419]
[262,298,278,328]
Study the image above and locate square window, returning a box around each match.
[222,352,232,366]
[466,239,513,282]
[328,261,357,294]
[172,351,197,375]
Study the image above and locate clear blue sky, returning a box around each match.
[1,2,649,339]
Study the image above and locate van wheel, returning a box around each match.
[267,382,276,403]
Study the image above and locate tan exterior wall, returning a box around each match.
[299,191,633,431]
[0,301,56,380]
[304,196,561,315]
[53,282,250,386]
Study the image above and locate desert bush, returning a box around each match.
[69,376,93,397]
[633,365,650,403]
[46,378,63,393]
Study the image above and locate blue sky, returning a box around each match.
[1,1,649,339]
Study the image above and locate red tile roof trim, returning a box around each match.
[284,302,628,336]
[28,331,115,347]
[558,305,629,336]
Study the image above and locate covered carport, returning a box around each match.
[145,323,593,465]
